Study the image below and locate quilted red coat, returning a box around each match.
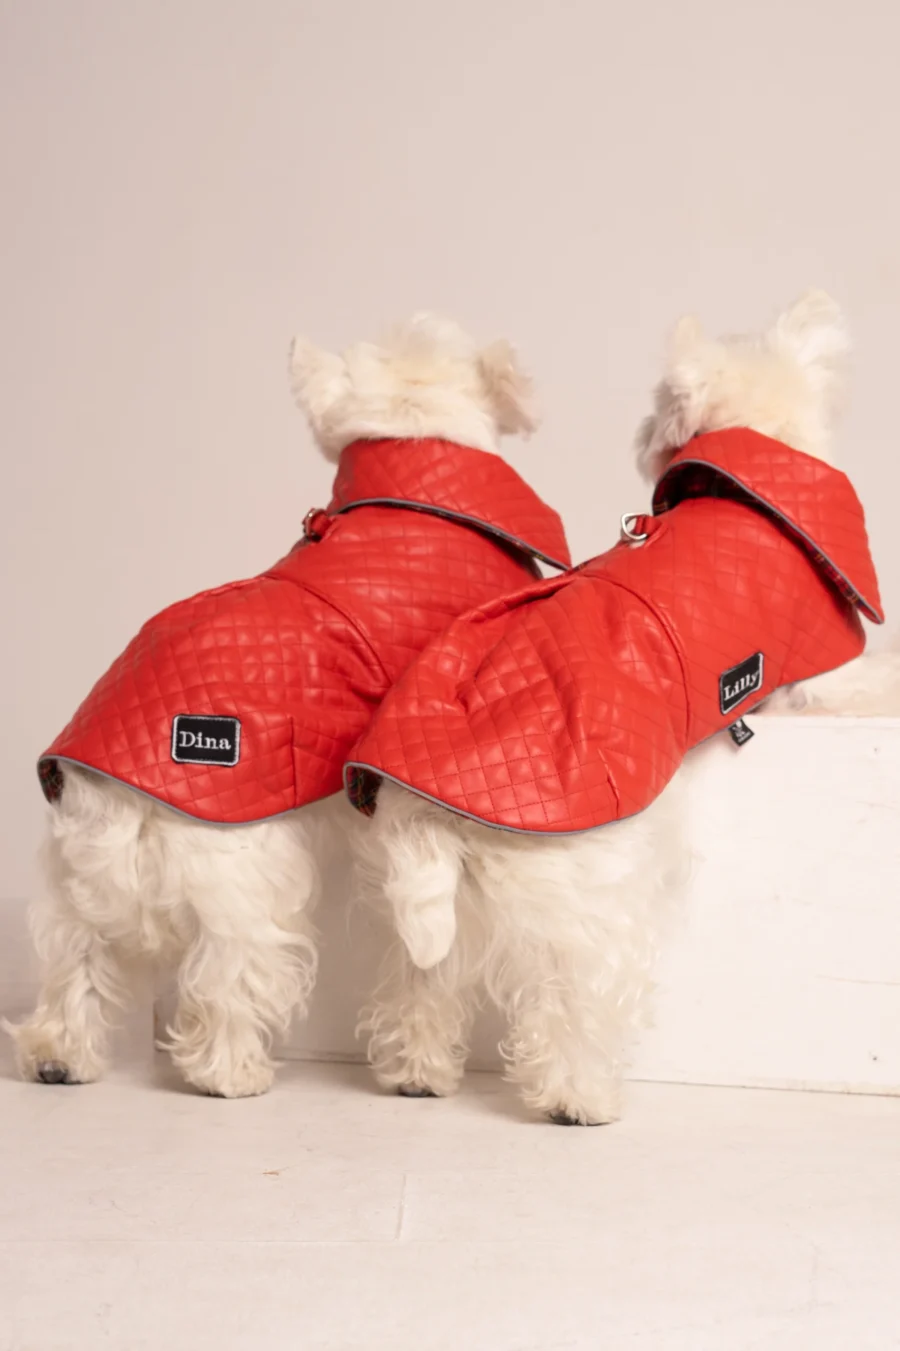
[38,438,570,823]
[345,428,883,834]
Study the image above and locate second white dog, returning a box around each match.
[351,292,900,1125]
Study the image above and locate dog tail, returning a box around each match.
[361,783,464,970]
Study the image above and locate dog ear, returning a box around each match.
[664,316,719,404]
[479,339,539,436]
[646,315,719,460]
[668,314,707,363]
[635,316,722,480]
[288,337,349,430]
[769,290,850,381]
[634,413,667,482]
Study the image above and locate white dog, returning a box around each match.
[351,292,900,1125]
[7,315,565,1098]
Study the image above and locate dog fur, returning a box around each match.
[352,292,900,1125]
[6,314,538,1098]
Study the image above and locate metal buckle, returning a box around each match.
[620,512,649,544]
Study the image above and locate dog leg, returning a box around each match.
[490,943,628,1125]
[7,901,131,1085]
[352,786,478,1096]
[479,793,685,1125]
[6,767,148,1084]
[164,813,319,1098]
[167,933,300,1098]
[357,939,476,1098]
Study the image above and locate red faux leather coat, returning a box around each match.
[345,429,883,834]
[39,438,570,823]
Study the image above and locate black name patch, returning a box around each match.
[171,715,241,767]
[719,652,764,717]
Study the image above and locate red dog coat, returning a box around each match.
[345,429,883,834]
[39,439,570,823]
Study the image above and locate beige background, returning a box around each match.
[2,0,899,917]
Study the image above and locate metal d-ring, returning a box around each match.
[303,507,330,542]
[620,512,649,543]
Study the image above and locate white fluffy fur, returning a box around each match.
[355,291,900,1125]
[8,770,324,1096]
[8,315,537,1097]
[761,636,900,716]
[635,289,849,481]
[354,777,687,1123]
[289,313,537,462]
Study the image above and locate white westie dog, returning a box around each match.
[349,292,899,1125]
[7,315,570,1097]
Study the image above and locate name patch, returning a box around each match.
[171,715,241,767]
[719,652,764,717]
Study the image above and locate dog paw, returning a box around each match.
[185,1059,275,1099]
[549,1109,608,1127]
[4,1020,100,1084]
[547,1090,621,1126]
[397,1083,439,1098]
[35,1059,82,1086]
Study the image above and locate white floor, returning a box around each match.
[1,997,900,1351]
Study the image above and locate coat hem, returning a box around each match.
[37,755,329,826]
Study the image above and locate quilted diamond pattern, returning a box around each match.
[345,429,883,835]
[39,439,571,824]
[653,430,882,623]
[330,439,569,569]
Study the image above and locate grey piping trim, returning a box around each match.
[343,761,613,836]
[37,756,315,827]
[334,498,569,571]
[653,458,883,624]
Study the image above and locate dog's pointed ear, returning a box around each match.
[479,339,539,436]
[668,314,707,364]
[663,316,717,420]
[639,315,720,467]
[769,290,850,380]
[288,337,349,430]
[634,413,665,482]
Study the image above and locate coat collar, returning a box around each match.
[328,438,571,571]
[652,428,883,624]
